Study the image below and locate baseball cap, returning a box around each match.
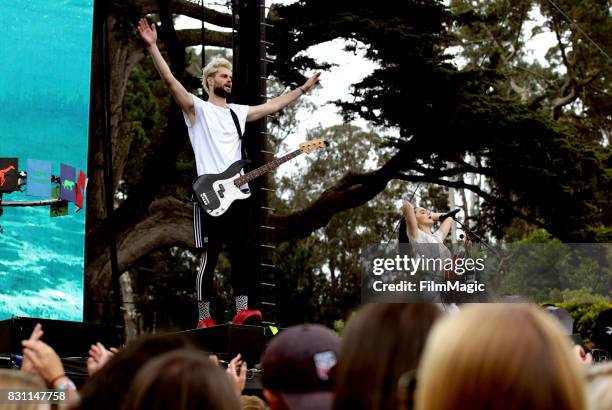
[261,324,340,410]
[543,305,574,335]
[592,309,612,351]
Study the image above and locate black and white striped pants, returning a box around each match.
[192,197,258,301]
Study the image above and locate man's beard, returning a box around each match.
[213,83,231,98]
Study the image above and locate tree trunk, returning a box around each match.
[120,271,142,341]
[86,6,146,322]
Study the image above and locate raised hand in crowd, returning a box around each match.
[209,353,248,397]
[20,322,43,376]
[571,344,594,368]
[22,336,66,388]
[226,353,248,397]
[87,342,117,375]
[21,324,79,405]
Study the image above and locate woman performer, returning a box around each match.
[399,201,459,311]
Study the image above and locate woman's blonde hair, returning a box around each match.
[415,304,586,410]
[240,395,267,410]
[0,369,46,410]
[201,58,232,95]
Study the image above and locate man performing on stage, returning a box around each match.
[138,18,320,328]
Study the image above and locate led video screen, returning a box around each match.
[0,0,94,321]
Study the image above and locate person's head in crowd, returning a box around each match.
[542,305,594,366]
[0,369,48,410]
[543,305,574,335]
[77,333,196,410]
[261,324,340,410]
[333,304,441,410]
[416,304,586,410]
[122,349,241,410]
[585,362,612,410]
[240,395,267,410]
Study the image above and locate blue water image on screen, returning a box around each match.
[0,0,94,321]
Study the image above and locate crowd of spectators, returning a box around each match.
[2,303,611,410]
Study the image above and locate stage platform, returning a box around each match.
[0,317,123,357]
[177,323,278,392]
[178,323,277,365]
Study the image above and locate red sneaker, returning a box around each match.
[197,317,217,329]
[232,309,262,325]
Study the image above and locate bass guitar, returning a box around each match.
[193,139,328,217]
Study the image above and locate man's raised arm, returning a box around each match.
[137,18,195,124]
[246,72,321,123]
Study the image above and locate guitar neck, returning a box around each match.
[234,149,303,186]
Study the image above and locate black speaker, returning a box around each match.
[0,317,123,357]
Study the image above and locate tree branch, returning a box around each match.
[395,174,548,230]
[550,17,580,120]
[480,22,516,64]
[552,83,578,119]
[553,20,574,77]
[411,162,492,178]
[269,146,412,242]
[177,28,232,48]
[88,197,194,290]
[134,0,233,27]
[550,71,600,120]
[510,78,529,101]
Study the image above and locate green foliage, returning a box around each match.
[517,230,558,244]
[333,319,345,334]
[550,288,612,341]
[270,0,612,242]
[493,241,612,303]
[270,124,427,326]
[120,62,170,197]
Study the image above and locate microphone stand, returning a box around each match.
[450,217,501,303]
[453,217,499,257]
[384,183,422,249]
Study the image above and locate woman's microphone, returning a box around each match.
[439,208,460,222]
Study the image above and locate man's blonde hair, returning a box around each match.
[201,58,232,95]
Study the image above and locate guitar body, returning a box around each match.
[192,139,328,217]
[192,160,251,217]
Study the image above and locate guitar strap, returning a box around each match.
[229,108,249,161]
